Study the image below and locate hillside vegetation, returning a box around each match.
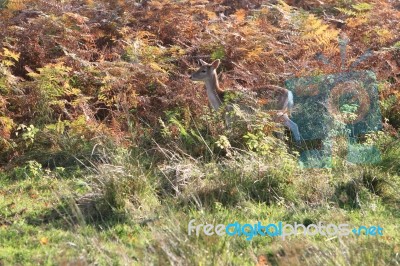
[0,0,399,265]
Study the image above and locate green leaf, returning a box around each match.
[352,3,373,12]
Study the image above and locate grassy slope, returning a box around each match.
[0,143,399,265]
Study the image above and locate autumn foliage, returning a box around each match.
[0,0,399,168]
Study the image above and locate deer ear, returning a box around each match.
[199,59,207,66]
[211,59,220,69]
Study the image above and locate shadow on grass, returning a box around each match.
[25,197,128,230]
[332,170,400,218]
[165,174,297,210]
[378,140,400,174]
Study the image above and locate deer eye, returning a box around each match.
[201,69,206,73]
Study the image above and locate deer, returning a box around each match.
[189,59,301,142]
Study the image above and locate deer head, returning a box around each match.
[189,59,223,111]
[190,59,221,82]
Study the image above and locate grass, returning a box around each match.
[0,136,399,265]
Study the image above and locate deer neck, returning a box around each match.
[205,71,224,110]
